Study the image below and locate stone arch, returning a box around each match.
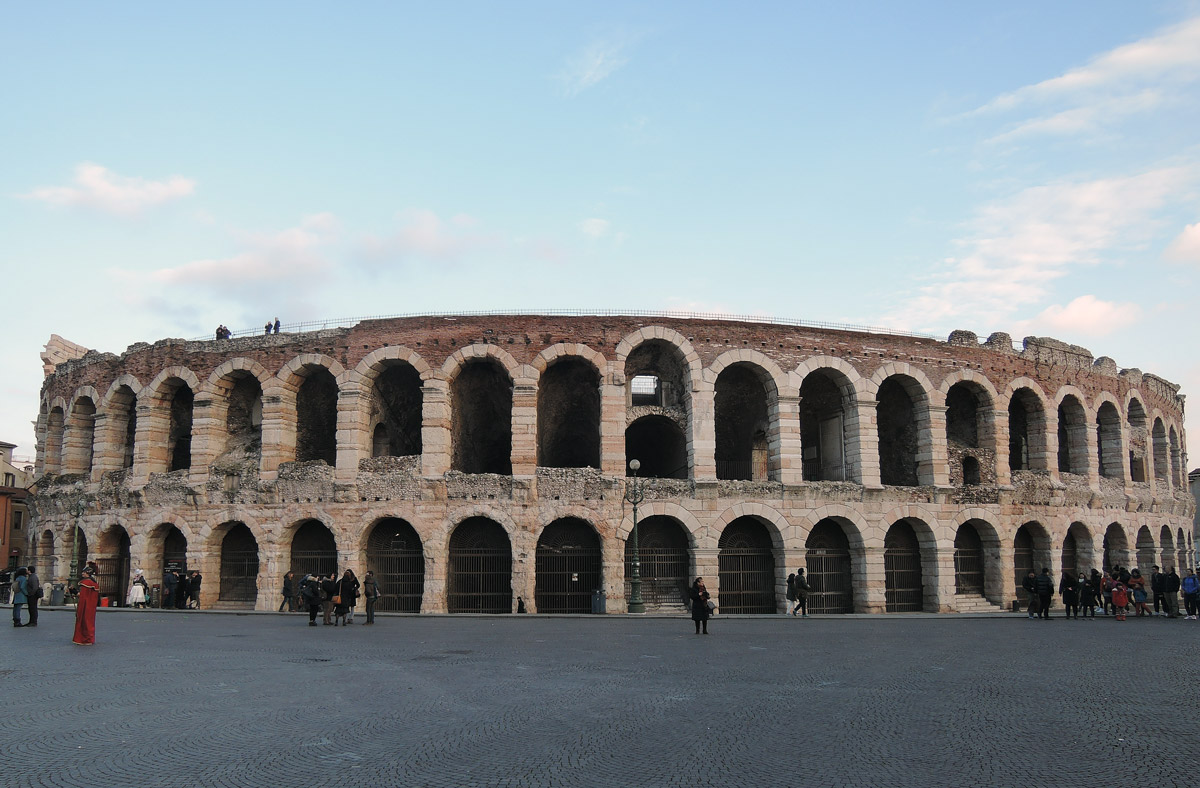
[535,516,602,614]
[359,355,425,460]
[795,361,862,481]
[208,520,260,606]
[1002,379,1050,473]
[1054,387,1090,476]
[1135,525,1157,573]
[93,521,132,604]
[353,345,434,385]
[716,515,779,613]
[42,400,67,475]
[623,514,692,611]
[712,503,790,550]
[1093,393,1124,481]
[883,517,937,612]
[707,349,789,397]
[99,376,142,472]
[952,513,1002,603]
[446,515,513,614]
[803,516,862,613]
[1167,423,1183,487]
[1151,417,1169,483]
[532,342,608,377]
[1013,520,1052,603]
[942,372,999,486]
[1103,522,1130,571]
[869,366,934,487]
[616,502,704,546]
[614,326,703,391]
[536,353,602,469]
[273,356,344,467]
[99,375,144,410]
[448,354,514,475]
[364,516,425,613]
[1061,522,1096,576]
[139,366,202,474]
[287,517,340,578]
[440,343,523,381]
[63,388,100,475]
[625,415,688,479]
[711,357,779,481]
[1125,395,1149,483]
[201,358,272,470]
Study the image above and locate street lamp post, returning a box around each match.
[68,481,86,600]
[625,459,646,614]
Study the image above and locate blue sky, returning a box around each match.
[4,2,1200,458]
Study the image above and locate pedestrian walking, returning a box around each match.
[362,570,379,625]
[1089,569,1104,615]
[1164,567,1181,618]
[1035,567,1054,620]
[73,566,100,645]
[279,572,296,612]
[11,567,28,627]
[1059,571,1079,619]
[300,575,322,626]
[791,568,809,617]
[689,577,711,635]
[1077,573,1096,619]
[1102,571,1116,615]
[1182,568,1199,619]
[1022,571,1038,619]
[785,571,795,612]
[25,565,41,626]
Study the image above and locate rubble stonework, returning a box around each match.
[26,314,1195,614]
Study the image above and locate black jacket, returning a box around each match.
[1166,572,1181,593]
[1151,572,1166,593]
[321,578,338,600]
[1034,574,1054,595]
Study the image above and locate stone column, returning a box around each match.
[189,397,218,487]
[130,401,161,487]
[602,533,626,614]
[510,379,537,477]
[335,387,364,484]
[852,399,880,487]
[922,403,949,487]
[996,542,1017,611]
[421,552,447,613]
[691,386,716,481]
[511,531,536,614]
[259,392,290,481]
[860,544,886,613]
[89,412,118,482]
[421,379,451,477]
[992,410,1011,487]
[599,378,626,477]
[773,394,803,485]
[931,543,957,612]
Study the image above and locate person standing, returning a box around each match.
[264,322,272,335]
[300,575,321,626]
[73,566,101,645]
[1127,569,1148,616]
[1077,573,1095,619]
[343,569,360,623]
[1022,571,1038,619]
[321,574,337,625]
[11,567,28,627]
[273,317,281,334]
[689,577,711,635]
[1164,567,1181,618]
[25,565,41,627]
[1111,583,1129,622]
[1034,567,1054,620]
[1181,568,1200,619]
[1150,565,1166,616]
[279,572,296,613]
[163,568,177,609]
[1088,570,1103,615]
[335,570,357,626]
[791,568,809,618]
[188,571,203,609]
[362,570,379,625]
[1059,571,1079,619]
[127,571,149,608]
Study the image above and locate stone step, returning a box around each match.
[955,595,1008,613]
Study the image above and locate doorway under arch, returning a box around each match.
[717,517,776,614]
[536,518,602,614]
[805,519,853,613]
[447,518,512,613]
[365,518,424,613]
[624,516,690,611]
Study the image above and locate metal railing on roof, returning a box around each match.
[193,309,942,342]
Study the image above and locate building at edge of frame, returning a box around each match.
[23,312,1197,614]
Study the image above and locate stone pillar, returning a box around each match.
[1044,409,1061,484]
[421,551,447,613]
[696,547,719,608]
[89,412,117,482]
[993,409,1011,487]
[335,387,364,484]
[773,394,803,485]
[931,542,957,612]
[691,386,716,481]
[189,397,218,487]
[602,534,626,613]
[511,532,536,614]
[259,392,290,481]
[421,379,451,477]
[996,542,1017,611]
[510,379,537,477]
[852,399,880,487]
[599,379,626,477]
[861,544,886,613]
[1084,415,1101,491]
[130,401,161,486]
[923,403,949,487]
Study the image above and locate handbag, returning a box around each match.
[332,595,342,605]
[706,600,716,612]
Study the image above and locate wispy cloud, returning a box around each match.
[556,37,634,96]
[24,162,195,215]
[359,210,499,264]
[1016,295,1142,338]
[971,15,1200,141]
[1165,221,1200,264]
[887,166,1195,330]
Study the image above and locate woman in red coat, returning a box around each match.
[73,567,101,645]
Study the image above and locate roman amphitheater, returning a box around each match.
[26,312,1195,615]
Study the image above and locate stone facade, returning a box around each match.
[26,314,1196,613]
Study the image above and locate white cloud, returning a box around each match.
[1165,221,1200,263]
[578,218,611,239]
[359,210,498,264]
[24,162,195,215]
[1019,295,1142,337]
[556,38,632,96]
[887,166,1194,329]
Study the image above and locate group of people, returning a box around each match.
[214,325,233,339]
[9,565,43,628]
[263,317,281,335]
[162,569,203,609]
[293,569,380,627]
[1024,565,1200,621]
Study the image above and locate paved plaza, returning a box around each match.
[1,610,1197,788]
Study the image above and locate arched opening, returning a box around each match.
[953,522,984,595]
[73,530,89,578]
[45,406,65,474]
[1096,402,1123,480]
[365,518,424,613]
[447,517,512,613]
[805,519,853,613]
[1061,532,1077,576]
[108,386,137,470]
[223,373,263,459]
[1151,419,1169,483]
[451,359,513,474]
[1135,526,1156,573]
[1102,523,1128,572]
[165,380,194,472]
[715,364,771,481]
[946,382,992,486]
[38,530,54,577]
[1013,522,1050,605]
[1063,523,1094,576]
[1169,426,1182,487]
[717,517,776,614]
[95,524,131,605]
[1127,399,1148,482]
[65,397,96,475]
[1177,528,1188,574]
[369,362,423,458]
[884,520,924,612]
[290,519,338,578]
[1007,388,1046,472]
[537,357,600,469]
[625,416,687,479]
[1160,526,1174,569]
[624,516,690,611]
[218,523,259,604]
[163,525,188,574]
[1057,395,1088,475]
[877,377,920,486]
[798,370,852,482]
[295,367,338,465]
[536,518,602,614]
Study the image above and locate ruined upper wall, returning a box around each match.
[39,313,1185,420]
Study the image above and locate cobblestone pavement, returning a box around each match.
[1,610,1197,788]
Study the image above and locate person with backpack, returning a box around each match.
[11,567,28,627]
[1181,568,1200,620]
[362,570,380,625]
[791,568,810,617]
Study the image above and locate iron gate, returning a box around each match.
[1061,537,1077,576]
[448,548,512,613]
[953,548,984,595]
[806,548,852,614]
[536,547,602,613]
[624,547,689,609]
[290,550,338,581]
[219,550,259,603]
[367,548,425,613]
[94,556,130,605]
[717,549,775,613]
[1014,546,1034,604]
[884,549,922,612]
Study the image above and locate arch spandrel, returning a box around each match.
[532,343,609,378]
[141,366,203,404]
[706,349,792,398]
[614,327,703,390]
[200,358,274,398]
[99,375,144,410]
[440,344,521,382]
